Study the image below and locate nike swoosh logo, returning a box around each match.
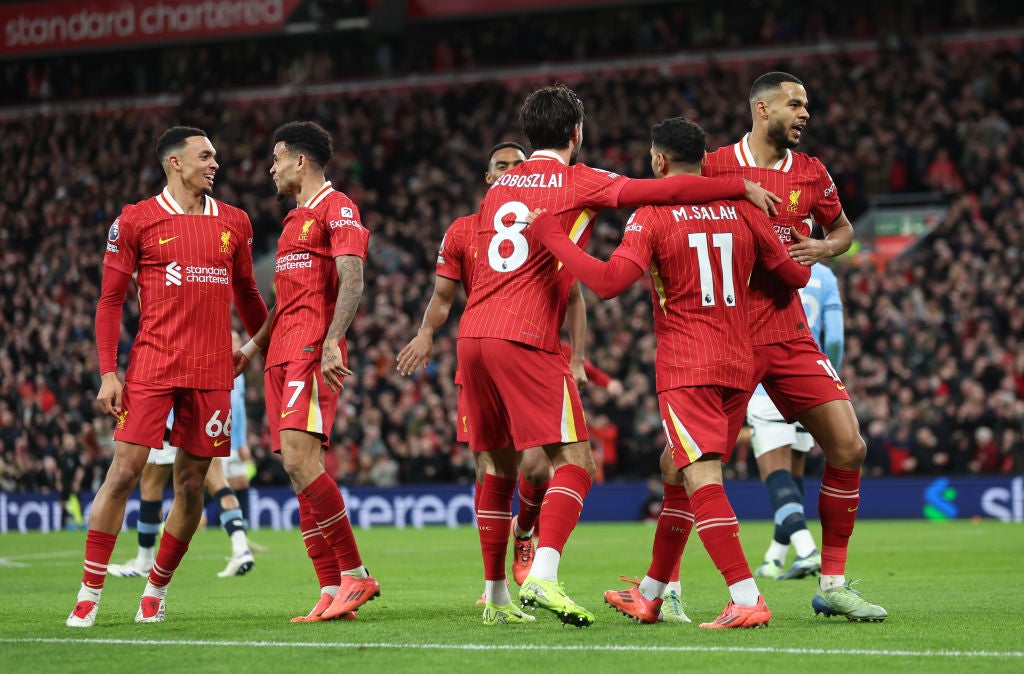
[837,384,846,391]
[158,236,180,245]
[213,439,229,447]
[281,410,299,418]
[847,506,858,512]
[85,581,101,588]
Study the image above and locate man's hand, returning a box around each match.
[321,341,353,393]
[570,357,588,387]
[743,179,781,216]
[606,379,624,397]
[233,350,249,376]
[96,372,124,417]
[788,227,831,266]
[396,329,433,376]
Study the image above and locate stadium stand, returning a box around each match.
[1,1,1022,493]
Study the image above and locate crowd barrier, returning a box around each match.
[2,475,1021,533]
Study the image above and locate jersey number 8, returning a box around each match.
[488,201,531,273]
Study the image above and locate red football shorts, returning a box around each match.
[265,360,340,452]
[754,335,850,422]
[457,337,589,453]
[659,385,751,470]
[455,384,470,443]
[115,383,231,458]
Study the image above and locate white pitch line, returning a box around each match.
[0,549,82,561]
[1,638,1021,659]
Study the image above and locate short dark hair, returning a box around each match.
[272,121,333,169]
[155,126,207,163]
[519,84,585,152]
[650,117,706,166]
[749,71,804,102]
[488,141,527,163]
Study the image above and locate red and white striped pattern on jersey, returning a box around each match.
[435,213,478,293]
[102,188,256,390]
[267,183,369,368]
[458,152,628,352]
[704,134,842,346]
[614,200,773,391]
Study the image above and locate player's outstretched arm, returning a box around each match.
[616,176,780,216]
[322,255,363,392]
[528,210,644,299]
[397,276,459,376]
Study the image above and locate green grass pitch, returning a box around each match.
[1,519,1022,673]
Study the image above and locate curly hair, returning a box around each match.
[650,117,706,166]
[272,121,333,169]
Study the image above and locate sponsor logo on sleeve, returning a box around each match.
[106,218,121,251]
[330,215,363,230]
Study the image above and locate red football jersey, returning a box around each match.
[102,188,258,390]
[436,213,478,293]
[703,134,842,346]
[458,152,628,352]
[267,183,369,368]
[614,200,793,391]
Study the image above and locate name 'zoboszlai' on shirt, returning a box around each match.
[494,173,564,188]
[275,252,312,272]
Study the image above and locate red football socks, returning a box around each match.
[536,464,592,554]
[82,529,118,589]
[648,483,692,583]
[819,463,860,576]
[302,472,363,572]
[297,491,341,588]
[476,473,516,580]
[691,483,751,586]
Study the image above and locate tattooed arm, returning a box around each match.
[321,255,364,392]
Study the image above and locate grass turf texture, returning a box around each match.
[1,519,1021,673]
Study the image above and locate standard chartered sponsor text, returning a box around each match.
[276,252,313,271]
[185,265,229,284]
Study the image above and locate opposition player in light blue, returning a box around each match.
[749,261,844,580]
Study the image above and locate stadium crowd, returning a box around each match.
[1,33,1023,496]
[3,0,1014,105]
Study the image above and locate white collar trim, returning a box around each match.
[156,187,217,215]
[528,150,567,165]
[304,182,334,209]
[737,133,792,172]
